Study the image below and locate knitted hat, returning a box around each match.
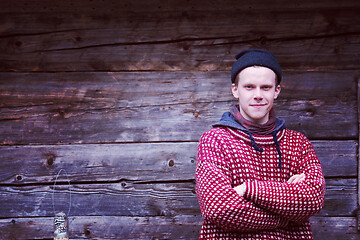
[231,49,282,84]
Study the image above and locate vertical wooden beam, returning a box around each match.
[357,77,360,231]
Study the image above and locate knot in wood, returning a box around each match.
[44,153,57,166]
[15,41,22,47]
[47,154,56,166]
[58,109,66,118]
[15,175,23,181]
[84,228,91,237]
[168,159,175,167]
[260,36,267,45]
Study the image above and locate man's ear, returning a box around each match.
[231,83,239,99]
[274,85,281,99]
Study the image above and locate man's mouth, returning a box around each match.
[250,104,266,109]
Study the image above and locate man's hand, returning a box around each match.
[234,183,246,196]
[287,173,306,184]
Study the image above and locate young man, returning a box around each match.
[195,49,325,239]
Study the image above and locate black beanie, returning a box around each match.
[231,49,282,84]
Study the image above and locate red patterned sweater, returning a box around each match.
[195,127,325,239]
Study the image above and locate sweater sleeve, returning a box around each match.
[195,131,288,232]
[244,134,325,224]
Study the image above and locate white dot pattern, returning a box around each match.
[195,127,325,239]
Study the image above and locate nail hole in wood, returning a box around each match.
[84,229,91,237]
[15,41,22,47]
[47,155,55,165]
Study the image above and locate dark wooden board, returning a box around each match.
[0,71,356,109]
[311,216,359,240]
[1,33,360,72]
[0,215,203,240]
[0,141,356,185]
[0,215,358,240]
[1,1,360,40]
[0,99,355,144]
[312,140,358,178]
[2,0,360,13]
[0,179,355,218]
[0,71,357,145]
[0,0,360,71]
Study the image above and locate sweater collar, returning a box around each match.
[212,111,286,136]
[230,105,277,135]
[226,127,285,170]
[213,109,286,170]
[226,127,286,146]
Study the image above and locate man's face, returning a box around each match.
[231,66,281,124]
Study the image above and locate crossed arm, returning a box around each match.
[234,173,306,196]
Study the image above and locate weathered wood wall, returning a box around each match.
[0,0,360,239]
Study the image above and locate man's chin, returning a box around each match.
[248,114,268,124]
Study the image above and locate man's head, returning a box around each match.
[231,49,282,124]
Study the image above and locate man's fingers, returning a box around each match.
[287,175,296,183]
[294,174,306,183]
[288,173,306,183]
[234,184,246,196]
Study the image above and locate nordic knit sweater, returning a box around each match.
[195,126,325,239]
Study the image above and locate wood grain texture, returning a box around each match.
[0,1,360,71]
[0,179,355,218]
[0,215,358,240]
[0,71,357,145]
[0,71,356,108]
[357,76,360,231]
[0,215,202,240]
[2,0,360,13]
[0,99,355,144]
[0,0,358,238]
[311,216,359,240]
[0,141,356,185]
[1,33,360,72]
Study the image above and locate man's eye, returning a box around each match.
[245,85,253,89]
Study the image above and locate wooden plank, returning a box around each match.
[0,71,357,144]
[0,143,198,184]
[0,1,360,71]
[312,140,357,178]
[1,1,359,38]
[0,99,355,144]
[0,215,203,240]
[0,71,355,109]
[0,141,356,185]
[0,215,358,240]
[0,178,355,218]
[320,178,358,217]
[1,33,360,72]
[0,182,200,218]
[1,9,359,47]
[310,216,359,240]
[2,0,360,13]
[357,77,360,231]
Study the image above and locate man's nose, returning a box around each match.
[253,88,263,100]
